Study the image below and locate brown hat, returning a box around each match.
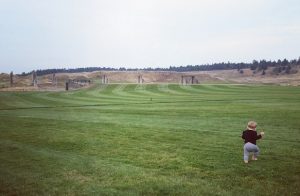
[247,121,257,131]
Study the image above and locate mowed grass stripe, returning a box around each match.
[0,116,237,195]
[0,84,300,195]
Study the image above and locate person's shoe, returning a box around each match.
[252,156,258,161]
[244,160,248,163]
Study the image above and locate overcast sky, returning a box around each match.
[1,0,300,73]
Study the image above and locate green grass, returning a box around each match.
[0,84,300,195]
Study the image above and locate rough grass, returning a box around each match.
[0,84,300,195]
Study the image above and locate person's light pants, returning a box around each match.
[243,142,259,161]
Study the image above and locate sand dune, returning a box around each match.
[1,68,300,91]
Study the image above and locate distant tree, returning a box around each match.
[290,59,297,65]
[281,59,289,66]
[18,57,298,76]
[258,60,268,71]
[251,60,259,70]
[277,59,282,65]
[270,61,277,67]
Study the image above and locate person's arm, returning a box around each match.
[256,131,264,140]
[256,134,262,140]
[242,131,245,139]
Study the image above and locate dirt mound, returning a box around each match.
[201,68,300,85]
[1,68,300,91]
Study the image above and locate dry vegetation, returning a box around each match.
[1,67,300,91]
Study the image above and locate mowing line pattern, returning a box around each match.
[0,84,300,195]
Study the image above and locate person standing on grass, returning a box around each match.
[242,121,265,163]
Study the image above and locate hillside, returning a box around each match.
[1,67,300,91]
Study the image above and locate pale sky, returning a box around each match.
[0,0,300,73]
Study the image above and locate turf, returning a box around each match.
[0,84,300,195]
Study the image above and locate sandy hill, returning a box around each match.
[1,67,300,91]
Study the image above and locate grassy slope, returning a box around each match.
[0,84,300,195]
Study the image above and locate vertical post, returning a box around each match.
[65,82,69,91]
[181,76,184,85]
[32,71,34,85]
[138,75,143,84]
[102,75,106,84]
[10,71,13,87]
[52,73,56,85]
[192,76,195,84]
[32,70,37,87]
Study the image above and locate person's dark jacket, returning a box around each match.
[242,130,262,145]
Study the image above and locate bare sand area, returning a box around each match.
[1,68,300,91]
